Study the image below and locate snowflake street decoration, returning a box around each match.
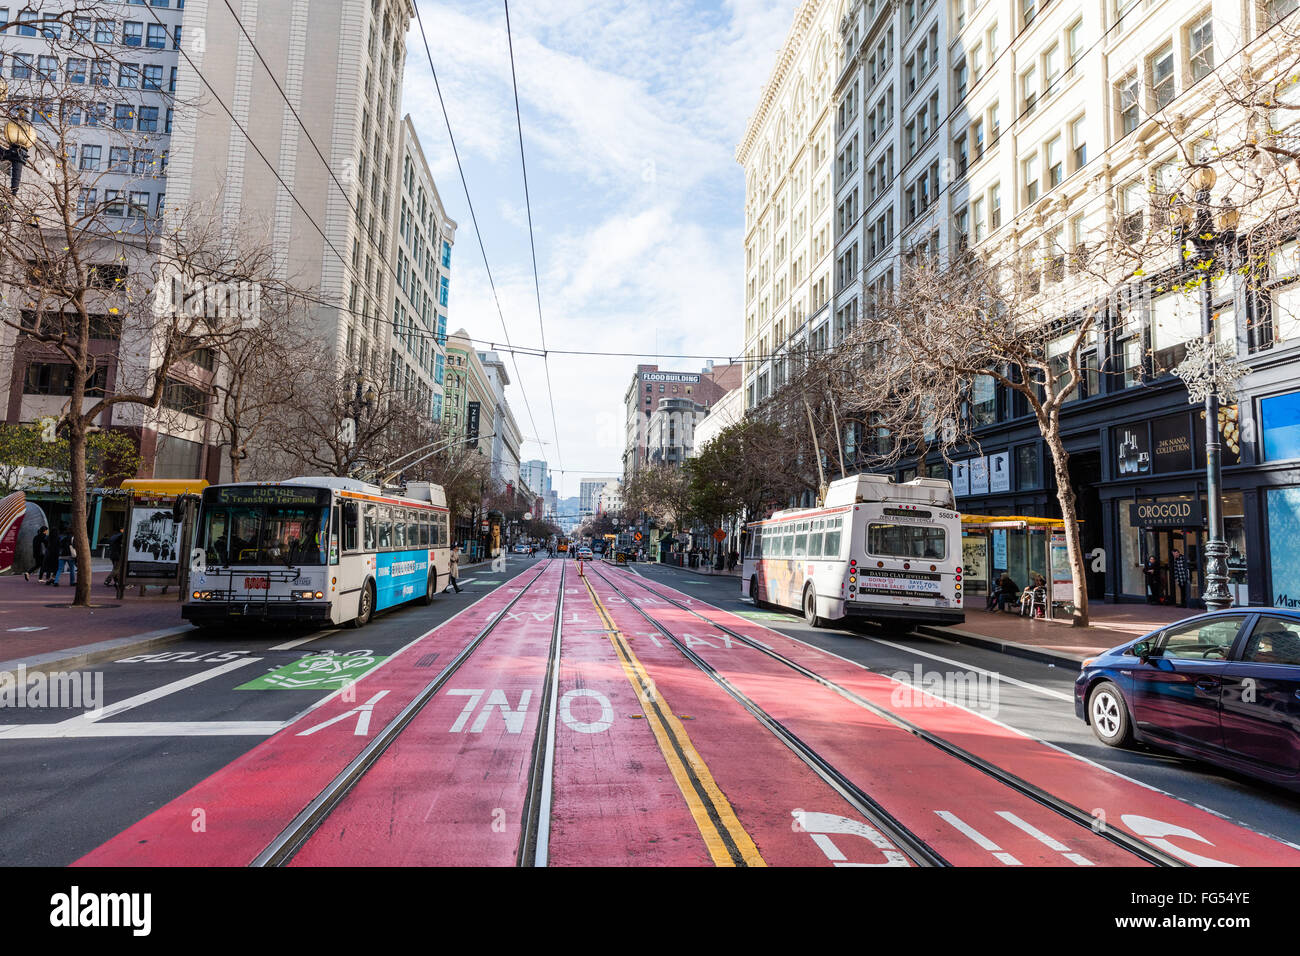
[1171,335,1249,405]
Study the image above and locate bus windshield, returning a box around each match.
[201,504,329,566]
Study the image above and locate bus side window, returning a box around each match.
[363,504,377,550]
[394,509,407,549]
[824,521,842,559]
[378,508,392,549]
[343,501,359,552]
[441,515,449,547]
[808,520,824,559]
[421,518,430,548]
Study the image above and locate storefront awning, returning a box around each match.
[961,514,1080,530]
[117,479,210,498]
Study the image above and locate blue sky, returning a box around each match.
[402,0,796,498]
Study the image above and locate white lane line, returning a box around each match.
[269,631,330,651]
[0,720,286,738]
[936,810,1021,865]
[83,657,263,722]
[997,811,1094,866]
[867,636,1073,702]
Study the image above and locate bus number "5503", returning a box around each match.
[244,577,269,590]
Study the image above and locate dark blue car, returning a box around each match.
[1075,608,1300,791]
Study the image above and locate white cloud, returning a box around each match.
[403,0,794,496]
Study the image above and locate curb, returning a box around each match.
[0,624,196,677]
[915,624,1088,669]
[643,563,741,579]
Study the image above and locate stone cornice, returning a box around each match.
[736,0,829,167]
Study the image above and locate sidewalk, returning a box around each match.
[923,602,1201,666]
[650,559,741,578]
[0,559,194,674]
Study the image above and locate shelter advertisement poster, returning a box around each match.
[127,508,182,577]
[1050,532,1073,603]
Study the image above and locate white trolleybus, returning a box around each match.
[743,473,964,631]
[183,476,451,629]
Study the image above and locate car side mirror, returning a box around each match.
[1132,640,1153,662]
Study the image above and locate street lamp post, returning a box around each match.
[1169,165,1245,612]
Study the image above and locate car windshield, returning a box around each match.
[200,505,329,566]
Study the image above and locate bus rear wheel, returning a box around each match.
[803,585,826,628]
[750,575,766,609]
[349,581,375,628]
[421,569,437,606]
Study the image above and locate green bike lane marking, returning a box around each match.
[236,651,388,691]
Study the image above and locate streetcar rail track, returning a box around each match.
[251,560,563,867]
[598,562,1184,868]
[586,562,948,868]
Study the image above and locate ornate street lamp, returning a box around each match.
[1,114,35,195]
[1167,165,1246,611]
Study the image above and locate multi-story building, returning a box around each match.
[476,350,522,491]
[166,0,413,382]
[621,363,733,479]
[598,480,623,515]
[0,0,206,529]
[444,328,493,456]
[579,479,609,518]
[694,386,745,451]
[737,0,844,412]
[520,459,550,499]
[647,397,709,467]
[390,115,456,422]
[806,0,1300,606]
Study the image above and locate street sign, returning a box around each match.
[633,532,643,542]
[712,529,726,543]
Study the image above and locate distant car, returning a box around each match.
[513,544,531,554]
[1075,607,1300,792]
[576,547,593,560]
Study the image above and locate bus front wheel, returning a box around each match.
[350,581,375,628]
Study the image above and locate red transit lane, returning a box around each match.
[545,569,714,866]
[610,566,1300,868]
[288,561,567,866]
[577,567,921,866]
[75,563,548,867]
[593,565,1146,867]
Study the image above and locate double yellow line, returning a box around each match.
[581,575,765,867]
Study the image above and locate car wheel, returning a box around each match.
[349,581,375,629]
[803,585,825,628]
[1089,680,1133,747]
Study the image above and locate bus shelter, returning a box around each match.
[94,478,208,600]
[960,514,1079,622]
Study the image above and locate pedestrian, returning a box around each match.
[994,573,1019,612]
[40,525,60,584]
[25,525,48,581]
[446,545,463,593]
[50,528,76,587]
[1171,548,1190,608]
[1143,555,1163,604]
[728,549,739,572]
[104,529,124,587]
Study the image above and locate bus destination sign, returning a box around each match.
[207,486,330,507]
